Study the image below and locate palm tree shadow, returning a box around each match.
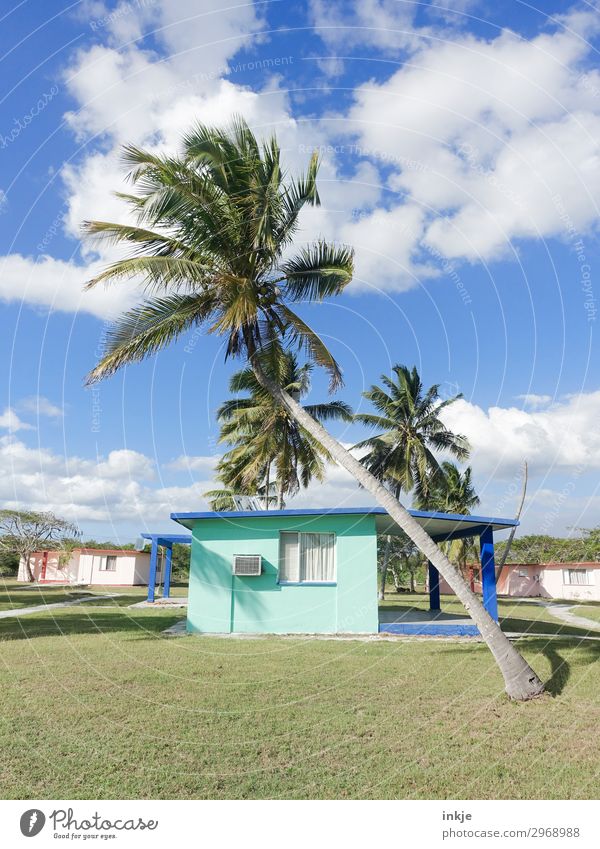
[541,643,570,696]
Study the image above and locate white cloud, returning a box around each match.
[0,253,141,320]
[166,454,218,473]
[309,0,427,53]
[0,409,34,432]
[18,396,64,418]
[6,2,600,312]
[0,437,209,524]
[339,8,600,284]
[515,393,553,408]
[440,390,600,476]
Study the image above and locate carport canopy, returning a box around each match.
[372,507,517,542]
[140,533,192,602]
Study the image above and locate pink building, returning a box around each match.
[18,548,157,587]
[438,562,600,602]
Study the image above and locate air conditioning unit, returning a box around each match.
[232,555,262,576]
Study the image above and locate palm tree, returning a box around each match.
[419,461,480,514]
[416,461,480,585]
[354,365,469,599]
[83,117,543,700]
[214,350,352,509]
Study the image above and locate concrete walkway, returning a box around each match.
[0,594,117,619]
[537,600,600,633]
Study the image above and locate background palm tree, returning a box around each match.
[83,117,543,699]
[209,350,353,509]
[416,461,480,586]
[354,365,469,599]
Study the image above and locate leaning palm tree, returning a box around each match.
[215,350,353,509]
[82,117,543,699]
[354,365,469,599]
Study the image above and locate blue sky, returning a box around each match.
[1,0,600,541]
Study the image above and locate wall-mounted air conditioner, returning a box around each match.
[232,555,262,576]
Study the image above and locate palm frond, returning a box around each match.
[277,304,343,390]
[281,241,354,301]
[85,294,211,384]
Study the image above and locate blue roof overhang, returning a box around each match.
[170,508,517,542]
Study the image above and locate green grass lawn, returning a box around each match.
[1,584,599,799]
[0,579,188,610]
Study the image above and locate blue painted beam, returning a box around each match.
[431,524,489,543]
[147,537,159,603]
[428,560,440,611]
[480,526,498,621]
[163,545,173,599]
[141,533,191,545]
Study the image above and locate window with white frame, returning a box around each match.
[279,532,336,583]
[563,568,593,586]
[99,555,117,572]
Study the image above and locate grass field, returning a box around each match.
[1,581,599,799]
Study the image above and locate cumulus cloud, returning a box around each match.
[0,253,140,320]
[515,393,553,408]
[440,390,600,476]
[18,396,64,418]
[0,409,35,432]
[4,2,600,314]
[165,454,219,473]
[0,437,209,524]
[337,8,600,285]
[309,0,429,53]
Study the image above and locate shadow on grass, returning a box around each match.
[500,615,597,640]
[425,636,600,697]
[540,643,571,696]
[0,608,183,642]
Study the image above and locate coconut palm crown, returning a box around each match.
[212,350,353,508]
[354,364,470,503]
[83,117,353,387]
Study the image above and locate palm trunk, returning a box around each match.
[251,360,544,701]
[277,478,285,510]
[409,567,415,593]
[379,534,392,600]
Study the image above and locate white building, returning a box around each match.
[499,562,600,601]
[18,548,157,587]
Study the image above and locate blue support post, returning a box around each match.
[147,538,159,603]
[428,560,440,611]
[479,526,498,621]
[163,545,172,599]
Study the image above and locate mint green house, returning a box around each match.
[170,507,517,636]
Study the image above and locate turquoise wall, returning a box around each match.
[187,513,378,634]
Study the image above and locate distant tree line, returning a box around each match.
[495,528,600,565]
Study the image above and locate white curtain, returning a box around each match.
[568,569,588,586]
[280,532,336,582]
[300,533,335,582]
[279,532,299,582]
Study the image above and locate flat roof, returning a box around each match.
[171,507,517,542]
